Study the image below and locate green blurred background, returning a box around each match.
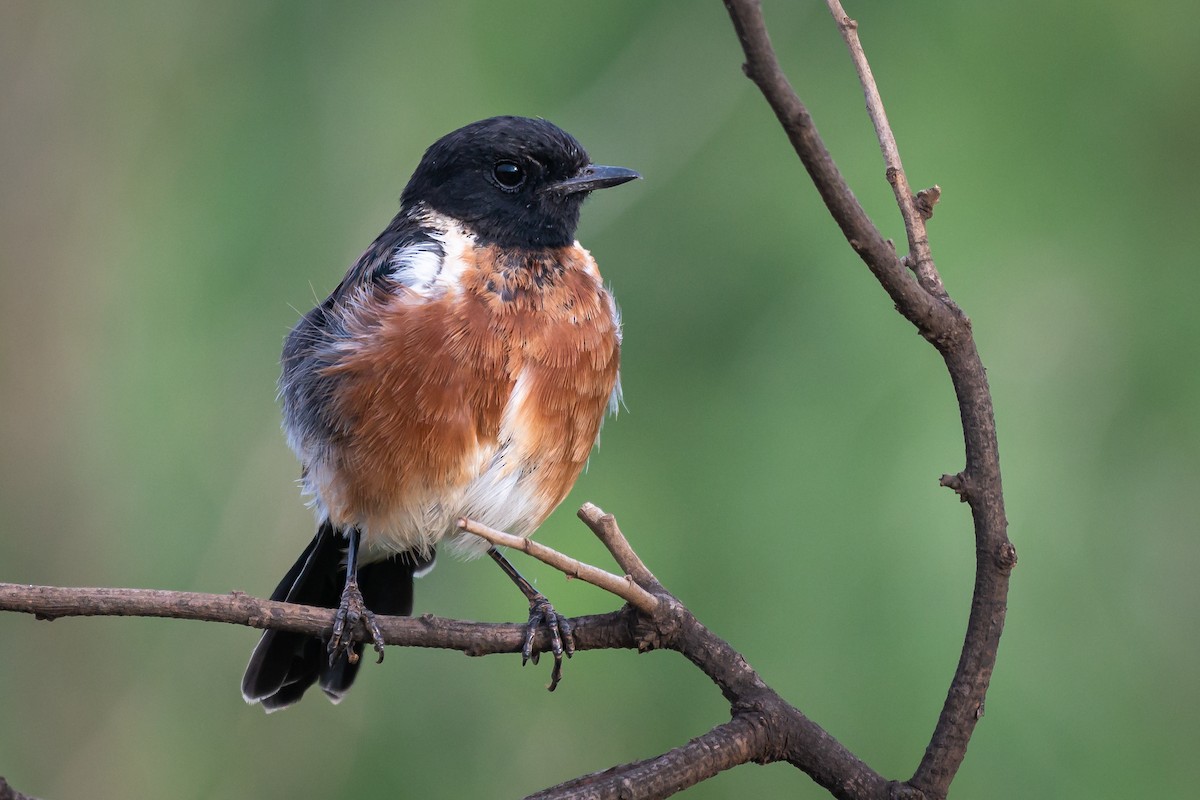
[2,2,1196,797]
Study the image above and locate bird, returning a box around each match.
[241,116,639,711]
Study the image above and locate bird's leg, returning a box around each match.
[328,527,386,666]
[487,546,575,691]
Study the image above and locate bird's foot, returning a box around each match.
[328,578,385,666]
[523,593,575,692]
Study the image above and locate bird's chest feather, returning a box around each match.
[315,239,620,554]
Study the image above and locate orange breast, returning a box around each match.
[316,240,620,556]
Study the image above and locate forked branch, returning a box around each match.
[723,1,1015,797]
[0,504,888,800]
[457,516,659,614]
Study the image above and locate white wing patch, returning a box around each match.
[388,211,477,299]
[388,240,444,295]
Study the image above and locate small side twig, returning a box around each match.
[457,517,660,615]
[824,1,952,306]
[722,0,953,341]
[577,502,658,587]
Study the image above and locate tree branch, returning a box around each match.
[478,505,896,799]
[723,2,1015,798]
[526,716,774,800]
[0,582,637,658]
[0,503,894,800]
[0,777,41,800]
[577,502,658,588]
[457,516,660,614]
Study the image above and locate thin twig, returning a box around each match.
[457,518,660,615]
[823,0,952,305]
[722,0,953,341]
[577,503,657,587]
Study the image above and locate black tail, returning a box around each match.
[241,521,431,711]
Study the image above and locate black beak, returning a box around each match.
[546,164,641,195]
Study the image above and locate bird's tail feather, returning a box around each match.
[241,520,430,711]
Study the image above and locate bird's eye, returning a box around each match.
[492,161,525,190]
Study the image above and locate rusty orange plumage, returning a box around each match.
[318,233,621,554]
[242,117,638,710]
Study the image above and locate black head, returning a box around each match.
[400,116,639,249]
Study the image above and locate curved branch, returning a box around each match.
[494,503,894,799]
[526,715,774,800]
[912,344,1014,798]
[723,2,1014,798]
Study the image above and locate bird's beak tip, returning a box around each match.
[547,165,641,195]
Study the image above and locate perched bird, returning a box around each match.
[241,116,638,711]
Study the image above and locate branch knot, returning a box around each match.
[995,541,1018,572]
[938,471,971,501]
[914,185,941,220]
[628,593,685,652]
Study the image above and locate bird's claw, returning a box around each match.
[328,578,385,666]
[523,594,575,691]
